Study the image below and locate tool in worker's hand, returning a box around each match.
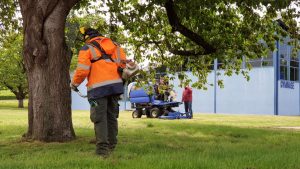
[70,82,87,98]
[71,86,87,98]
[75,89,87,98]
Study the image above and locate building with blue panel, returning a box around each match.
[169,37,299,116]
[71,37,300,116]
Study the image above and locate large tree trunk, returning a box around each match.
[19,0,79,141]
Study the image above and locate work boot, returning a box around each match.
[108,144,116,152]
[96,150,109,159]
[96,145,109,158]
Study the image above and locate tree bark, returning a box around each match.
[19,0,79,142]
[18,99,24,108]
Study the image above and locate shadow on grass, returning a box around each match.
[0,106,27,110]
[0,96,16,100]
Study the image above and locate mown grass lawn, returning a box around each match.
[1,100,300,169]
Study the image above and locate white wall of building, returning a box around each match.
[278,80,300,116]
[170,67,275,115]
[216,68,274,115]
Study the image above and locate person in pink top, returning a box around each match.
[182,85,193,118]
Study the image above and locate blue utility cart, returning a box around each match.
[129,87,191,119]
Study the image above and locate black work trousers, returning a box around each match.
[90,95,119,155]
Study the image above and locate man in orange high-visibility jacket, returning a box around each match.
[70,27,126,158]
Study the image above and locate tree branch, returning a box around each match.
[136,39,204,57]
[168,48,200,56]
[3,82,18,96]
[164,0,216,54]
[165,40,203,56]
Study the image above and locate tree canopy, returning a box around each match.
[104,0,300,88]
[0,0,21,39]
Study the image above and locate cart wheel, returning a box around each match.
[132,110,142,118]
[150,108,161,118]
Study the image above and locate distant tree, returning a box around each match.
[0,33,28,108]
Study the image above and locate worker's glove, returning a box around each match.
[70,83,79,92]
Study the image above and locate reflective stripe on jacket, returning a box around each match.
[72,37,126,99]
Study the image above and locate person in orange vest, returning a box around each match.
[182,85,193,118]
[70,27,126,158]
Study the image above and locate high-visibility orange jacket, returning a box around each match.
[72,37,126,99]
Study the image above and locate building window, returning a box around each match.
[278,38,299,82]
[290,57,299,81]
[280,54,288,80]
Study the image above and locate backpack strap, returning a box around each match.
[88,38,120,63]
[87,40,114,63]
[90,39,124,64]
